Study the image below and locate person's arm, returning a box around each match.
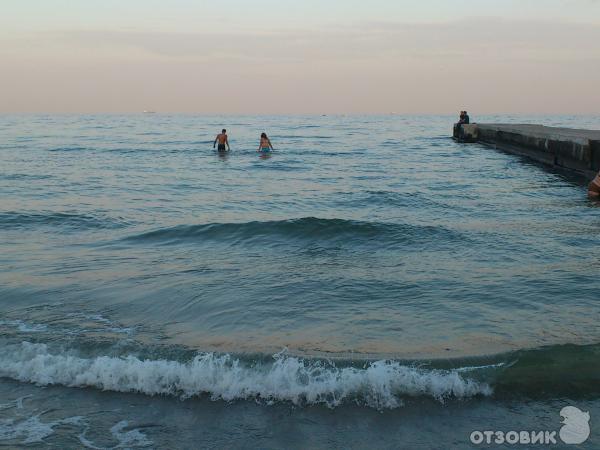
[225,135,230,151]
[213,135,218,148]
[258,140,262,151]
[269,139,274,151]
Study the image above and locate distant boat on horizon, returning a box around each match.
[143,110,156,114]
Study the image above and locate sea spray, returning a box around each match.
[0,342,492,410]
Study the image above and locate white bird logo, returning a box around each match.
[560,406,590,445]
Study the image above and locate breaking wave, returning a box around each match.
[0,343,491,410]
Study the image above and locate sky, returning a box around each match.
[1,0,599,114]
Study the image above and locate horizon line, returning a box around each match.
[2,111,599,117]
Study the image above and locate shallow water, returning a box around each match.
[1,114,599,447]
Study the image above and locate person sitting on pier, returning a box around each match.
[588,171,600,198]
[462,111,470,124]
[454,111,468,138]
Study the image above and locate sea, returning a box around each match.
[1,114,599,449]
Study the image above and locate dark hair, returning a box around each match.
[222,129,226,133]
[261,132,267,138]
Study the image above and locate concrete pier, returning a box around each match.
[460,124,600,179]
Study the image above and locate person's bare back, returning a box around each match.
[258,132,274,152]
[213,129,230,151]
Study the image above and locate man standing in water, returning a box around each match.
[213,129,230,152]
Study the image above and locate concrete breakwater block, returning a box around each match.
[453,123,478,142]
[455,123,600,179]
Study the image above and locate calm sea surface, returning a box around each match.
[1,114,599,448]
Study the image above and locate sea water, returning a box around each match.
[1,114,599,448]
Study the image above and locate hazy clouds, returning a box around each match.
[2,1,599,114]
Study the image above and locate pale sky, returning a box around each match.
[2,0,599,114]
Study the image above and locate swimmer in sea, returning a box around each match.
[258,132,274,152]
[588,170,600,198]
[213,129,230,152]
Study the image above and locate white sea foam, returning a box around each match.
[77,420,153,449]
[0,342,492,409]
[110,421,153,448]
[65,313,134,335]
[0,414,82,444]
[456,362,506,372]
[0,395,31,411]
[0,320,47,333]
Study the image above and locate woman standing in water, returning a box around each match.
[258,133,274,152]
